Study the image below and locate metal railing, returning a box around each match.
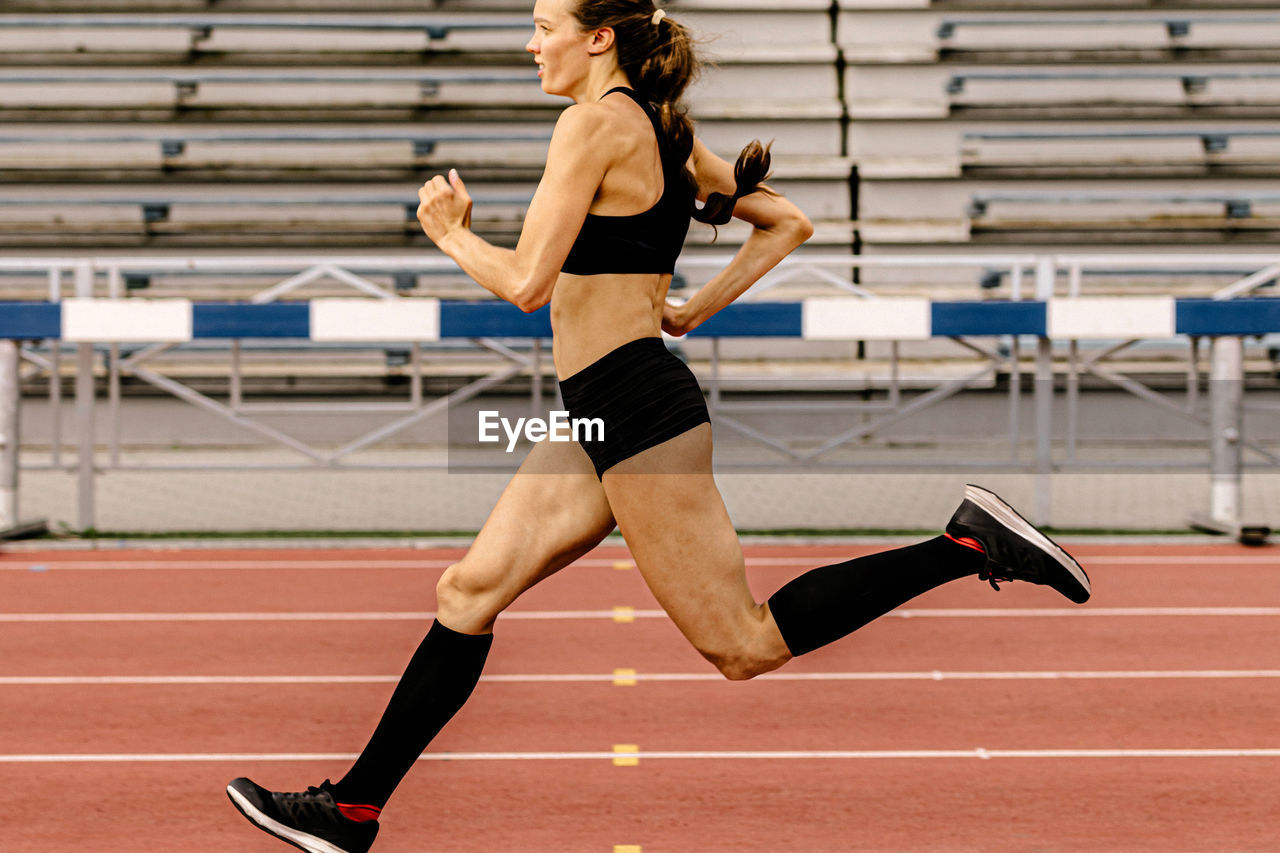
[0,338,16,535]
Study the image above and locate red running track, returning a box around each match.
[1,541,1278,852]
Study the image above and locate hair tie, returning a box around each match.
[651,8,666,25]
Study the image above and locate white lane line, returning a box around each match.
[891,607,1280,618]
[0,610,654,622]
[3,670,1279,686]
[766,552,1226,567]
[3,748,1279,764]
[0,675,400,685]
[1,607,1277,623]
[0,611,440,622]
[3,554,1275,571]
[2,560,456,571]
[1079,555,1279,565]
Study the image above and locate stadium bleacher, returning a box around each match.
[0,2,851,257]
[3,0,1280,280]
[838,0,1280,272]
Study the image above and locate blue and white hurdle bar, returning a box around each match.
[2,295,1280,342]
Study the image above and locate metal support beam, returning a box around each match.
[1209,336,1244,527]
[1032,257,1056,526]
[1191,336,1270,544]
[0,340,18,532]
[1034,337,1053,527]
[74,261,95,532]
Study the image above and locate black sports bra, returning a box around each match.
[559,87,694,276]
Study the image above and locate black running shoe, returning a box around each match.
[226,777,378,853]
[946,484,1091,604]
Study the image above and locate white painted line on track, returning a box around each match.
[2,554,1276,571]
[4,670,1280,686]
[3,748,1279,764]
[1080,555,1280,565]
[0,611,440,622]
[889,607,1280,617]
[1,560,456,571]
[0,675,400,685]
[890,607,1280,618]
[1,607,1277,623]
[722,556,1279,567]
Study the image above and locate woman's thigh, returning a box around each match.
[438,437,617,633]
[601,425,790,678]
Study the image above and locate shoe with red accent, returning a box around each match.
[946,484,1091,604]
[226,777,379,853]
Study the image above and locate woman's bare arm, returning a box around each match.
[419,105,612,312]
[663,137,814,335]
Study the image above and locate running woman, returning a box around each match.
[227,2,1091,850]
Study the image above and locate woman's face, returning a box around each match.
[527,0,596,98]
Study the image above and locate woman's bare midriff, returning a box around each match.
[550,270,672,378]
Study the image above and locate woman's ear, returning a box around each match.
[587,26,615,56]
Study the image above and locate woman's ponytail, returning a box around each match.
[693,139,774,226]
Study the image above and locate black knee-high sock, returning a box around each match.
[768,536,986,656]
[330,620,492,810]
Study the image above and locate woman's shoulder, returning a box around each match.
[544,103,620,169]
[556,95,653,144]
[554,99,623,138]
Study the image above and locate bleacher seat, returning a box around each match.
[0,162,851,247]
[846,65,1280,121]
[0,126,553,178]
[962,127,1280,177]
[849,120,1280,179]
[0,14,531,61]
[837,7,1280,63]
[859,178,1280,245]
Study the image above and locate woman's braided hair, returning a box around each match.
[569,0,773,226]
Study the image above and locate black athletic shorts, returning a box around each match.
[557,336,711,479]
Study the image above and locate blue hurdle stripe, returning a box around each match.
[931,301,1046,337]
[689,302,803,338]
[0,303,61,340]
[439,302,552,338]
[192,303,310,339]
[1176,298,1280,336]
